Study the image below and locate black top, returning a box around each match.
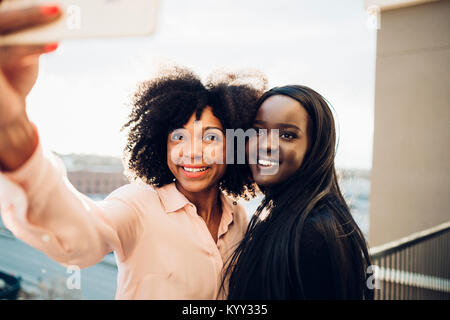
[299,208,337,299]
[226,202,369,300]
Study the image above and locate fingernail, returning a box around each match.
[40,5,60,16]
[43,43,59,53]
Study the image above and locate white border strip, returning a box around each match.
[375,267,450,293]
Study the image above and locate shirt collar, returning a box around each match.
[155,182,236,238]
[155,182,191,213]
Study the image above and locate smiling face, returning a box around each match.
[167,106,227,193]
[249,95,310,186]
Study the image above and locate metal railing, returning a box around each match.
[369,221,450,300]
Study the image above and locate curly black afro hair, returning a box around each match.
[121,65,267,199]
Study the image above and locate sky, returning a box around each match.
[27,0,377,170]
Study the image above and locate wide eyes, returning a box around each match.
[171,131,185,141]
[170,129,223,143]
[203,132,222,143]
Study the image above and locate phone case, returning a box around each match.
[0,0,159,45]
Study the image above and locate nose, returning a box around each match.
[190,133,203,164]
[259,129,279,155]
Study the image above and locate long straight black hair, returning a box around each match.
[221,85,374,299]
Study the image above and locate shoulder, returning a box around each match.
[106,182,157,200]
[301,203,357,259]
[104,182,161,212]
[300,206,342,258]
[302,196,351,235]
[302,207,333,240]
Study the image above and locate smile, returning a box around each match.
[182,167,209,172]
[180,165,211,178]
[257,159,279,167]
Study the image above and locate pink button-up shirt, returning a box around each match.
[0,132,249,299]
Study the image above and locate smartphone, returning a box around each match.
[0,0,159,45]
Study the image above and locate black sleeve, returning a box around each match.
[299,215,337,299]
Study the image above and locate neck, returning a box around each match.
[175,182,221,224]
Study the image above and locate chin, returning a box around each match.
[177,179,212,193]
[251,166,281,187]
[254,176,280,187]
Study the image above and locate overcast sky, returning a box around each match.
[27,0,377,170]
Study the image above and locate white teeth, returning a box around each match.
[183,167,208,172]
[258,159,278,166]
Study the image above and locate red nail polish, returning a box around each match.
[40,5,60,16]
[43,43,59,53]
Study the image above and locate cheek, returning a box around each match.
[211,143,227,175]
[166,145,177,174]
[216,164,227,178]
[202,141,226,164]
[167,142,187,166]
[282,143,307,171]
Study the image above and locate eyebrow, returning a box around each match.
[179,125,224,133]
[204,126,225,133]
[253,120,303,133]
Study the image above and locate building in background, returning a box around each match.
[366,0,449,246]
[365,0,449,299]
[57,153,128,197]
[66,170,128,197]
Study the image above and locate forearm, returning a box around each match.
[0,138,130,267]
[0,115,38,171]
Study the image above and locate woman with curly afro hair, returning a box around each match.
[0,64,267,299]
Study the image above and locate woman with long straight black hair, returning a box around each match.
[221,85,374,299]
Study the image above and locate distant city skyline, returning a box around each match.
[26,0,376,169]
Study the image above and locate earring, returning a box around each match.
[173,178,176,182]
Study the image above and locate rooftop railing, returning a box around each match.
[369,221,450,300]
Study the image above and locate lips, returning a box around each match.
[182,166,209,172]
[179,165,211,178]
[256,157,280,169]
[257,159,278,167]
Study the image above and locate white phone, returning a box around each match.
[0,0,159,45]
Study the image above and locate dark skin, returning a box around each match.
[167,106,227,242]
[249,95,310,186]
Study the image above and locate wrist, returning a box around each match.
[0,115,38,171]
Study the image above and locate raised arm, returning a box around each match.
[0,132,145,268]
[0,5,142,268]
[0,134,143,267]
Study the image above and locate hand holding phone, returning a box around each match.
[0,0,159,45]
[0,2,63,171]
[0,4,62,124]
